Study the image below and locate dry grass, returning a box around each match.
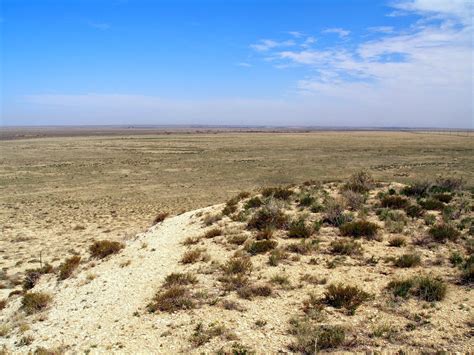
[89,240,124,259]
[58,256,81,280]
[21,292,52,315]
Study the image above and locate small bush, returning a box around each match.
[21,292,52,315]
[340,221,379,239]
[387,275,446,301]
[58,256,81,280]
[394,253,421,268]
[461,256,474,284]
[152,212,169,225]
[268,248,288,266]
[163,273,198,288]
[449,251,463,266]
[202,213,222,226]
[322,284,370,313]
[261,187,293,200]
[377,208,406,222]
[428,224,460,242]
[310,202,324,213]
[204,228,222,239]
[190,322,236,347]
[288,218,313,238]
[388,236,406,247]
[0,299,7,311]
[228,235,248,245]
[344,170,375,193]
[286,239,318,255]
[387,279,414,298]
[247,205,288,230]
[405,204,425,218]
[237,283,273,299]
[420,198,445,211]
[223,256,252,275]
[181,249,208,264]
[89,240,124,259]
[433,193,453,203]
[381,195,409,209]
[299,194,315,207]
[401,182,430,197]
[424,213,437,225]
[222,203,238,216]
[434,177,464,192]
[245,240,278,255]
[329,240,362,255]
[147,286,194,313]
[341,190,365,210]
[23,264,54,290]
[323,199,351,227]
[289,318,345,352]
[255,228,274,240]
[244,196,263,209]
[270,274,291,288]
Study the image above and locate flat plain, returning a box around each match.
[0,130,473,278]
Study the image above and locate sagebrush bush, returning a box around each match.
[288,218,313,238]
[286,239,318,255]
[432,193,453,203]
[89,240,124,259]
[401,182,430,197]
[147,286,194,313]
[428,224,460,242]
[329,239,362,255]
[163,272,198,288]
[323,199,352,227]
[343,170,375,193]
[244,196,263,209]
[237,283,273,299]
[322,284,370,313]
[247,204,288,230]
[21,292,52,315]
[339,220,379,239]
[299,193,315,207]
[223,256,252,275]
[461,256,474,284]
[388,236,406,247]
[420,198,445,211]
[434,177,464,192]
[181,249,207,264]
[342,190,365,210]
[381,195,409,209]
[152,212,169,225]
[405,204,425,218]
[261,187,293,200]
[387,275,446,301]
[289,318,345,352]
[394,253,421,268]
[245,240,278,255]
[58,255,81,280]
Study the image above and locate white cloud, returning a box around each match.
[368,26,394,34]
[236,62,252,67]
[322,27,350,38]
[250,39,295,52]
[288,31,304,38]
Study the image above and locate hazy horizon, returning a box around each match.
[1,0,473,128]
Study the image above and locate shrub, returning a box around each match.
[228,235,248,245]
[152,212,169,225]
[310,202,324,213]
[21,292,52,315]
[255,228,274,240]
[394,253,421,268]
[163,273,198,288]
[89,240,124,259]
[387,275,446,301]
[288,218,313,238]
[204,228,222,238]
[420,198,445,211]
[434,177,464,192]
[190,322,236,347]
[323,199,351,227]
[449,252,464,266]
[388,236,406,247]
[245,240,278,255]
[222,203,238,216]
[401,182,430,197]
[461,256,474,284]
[261,187,293,200]
[287,239,318,255]
[322,284,370,313]
[387,279,414,298]
[289,318,345,352]
[58,256,81,280]
[270,274,291,288]
[299,194,315,207]
[181,249,207,264]
[377,208,406,222]
[247,205,288,230]
[381,195,409,209]
[343,170,375,193]
[329,240,362,255]
[424,213,437,225]
[428,224,460,242]
[202,213,222,226]
[237,284,272,299]
[340,221,379,239]
[405,204,425,218]
[385,220,405,234]
[268,248,288,266]
[244,196,263,209]
[223,256,252,275]
[433,193,453,203]
[147,286,194,313]
[341,190,365,210]
[23,264,54,290]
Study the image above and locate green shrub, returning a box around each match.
[247,205,288,230]
[424,213,437,225]
[381,195,409,209]
[419,198,445,211]
[288,218,313,238]
[387,275,446,301]
[245,240,278,255]
[322,284,371,313]
[388,236,406,247]
[299,194,315,207]
[401,182,430,197]
[244,196,263,209]
[58,256,81,280]
[428,224,460,242]
[433,193,453,203]
[323,199,352,227]
[329,240,362,255]
[449,252,464,266]
[387,279,414,298]
[310,202,324,213]
[89,240,124,259]
[147,286,194,313]
[261,187,293,200]
[461,256,474,284]
[405,204,425,218]
[21,292,52,315]
[340,221,379,239]
[377,208,406,222]
[394,253,421,268]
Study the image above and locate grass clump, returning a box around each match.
[190,322,236,347]
[202,213,222,226]
[388,236,406,247]
[339,220,379,239]
[286,239,318,255]
[381,195,409,209]
[394,253,421,268]
[268,248,288,266]
[181,249,208,264]
[329,239,362,255]
[288,218,313,238]
[261,187,293,200]
[343,170,375,193]
[247,204,288,230]
[58,255,81,280]
[322,283,370,314]
[419,198,445,211]
[244,196,263,209]
[460,256,474,284]
[223,256,252,275]
[299,193,315,207]
[405,204,425,218]
[21,292,52,315]
[163,272,198,288]
[203,228,222,238]
[245,239,278,255]
[387,275,447,301]
[401,181,430,197]
[237,283,273,299]
[147,286,194,313]
[428,224,460,242]
[152,212,169,225]
[289,318,346,352]
[23,264,54,290]
[89,240,124,259]
[432,193,453,203]
[434,177,464,192]
[323,199,352,227]
[255,228,274,240]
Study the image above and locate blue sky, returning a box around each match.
[1,0,473,127]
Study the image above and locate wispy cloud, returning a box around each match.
[250,39,295,52]
[368,26,394,34]
[322,27,350,38]
[236,62,252,67]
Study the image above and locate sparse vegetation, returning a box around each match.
[388,236,406,247]
[339,220,379,239]
[381,195,409,209]
[287,239,318,255]
[204,228,222,238]
[89,240,124,259]
[247,204,288,230]
[287,218,313,238]
[163,272,198,288]
[147,286,195,313]
[245,239,278,255]
[428,224,460,242]
[181,249,209,264]
[387,275,447,301]
[343,170,375,193]
[261,187,293,200]
[244,196,263,209]
[289,317,346,352]
[323,198,352,227]
[21,292,52,315]
[420,198,445,211]
[152,212,169,225]
[58,255,81,280]
[329,239,362,255]
[322,284,371,314]
[222,256,252,275]
[394,253,421,268]
[341,190,365,210]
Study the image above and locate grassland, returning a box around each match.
[0,130,472,278]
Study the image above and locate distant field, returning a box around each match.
[0,130,472,275]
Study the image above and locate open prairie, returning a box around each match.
[0,131,473,277]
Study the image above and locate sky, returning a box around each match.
[0,0,473,128]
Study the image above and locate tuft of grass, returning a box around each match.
[388,236,406,247]
[381,195,409,209]
[89,240,124,259]
[189,322,236,347]
[405,204,425,218]
[21,292,52,315]
[163,273,198,288]
[343,170,375,193]
[58,255,81,280]
[270,274,291,288]
[181,249,208,264]
[299,194,315,207]
[387,279,415,298]
[223,256,252,275]
[401,181,430,197]
[460,256,474,284]
[23,264,54,290]
[255,228,274,240]
[434,177,464,192]
[228,235,248,245]
[394,253,421,268]
[428,224,460,243]
[339,220,379,239]
[261,187,293,200]
[202,213,222,226]
[204,228,222,239]
[147,286,194,313]
[419,198,445,211]
[432,193,453,203]
[287,218,313,238]
[268,248,288,266]
[244,196,263,209]
[322,284,370,314]
[237,283,272,299]
[289,318,345,352]
[245,239,278,255]
[247,204,288,231]
[286,239,318,255]
[329,239,362,255]
[152,212,169,225]
[387,275,447,301]
[449,251,463,266]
